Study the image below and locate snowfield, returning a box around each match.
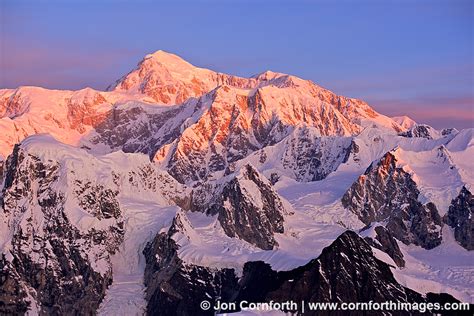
[98,202,178,316]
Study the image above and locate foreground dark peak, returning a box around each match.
[143,230,460,316]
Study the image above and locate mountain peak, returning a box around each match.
[107,50,209,103]
[252,70,286,81]
[142,50,194,70]
[392,115,416,130]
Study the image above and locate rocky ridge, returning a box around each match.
[194,164,288,250]
[342,151,443,249]
[445,186,474,250]
[0,142,123,314]
[143,228,460,316]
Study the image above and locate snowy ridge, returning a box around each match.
[392,145,467,215]
[237,126,353,182]
[392,115,417,130]
[158,204,346,275]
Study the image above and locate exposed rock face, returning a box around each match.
[194,164,287,250]
[0,158,4,184]
[143,230,458,316]
[445,186,474,250]
[153,79,369,184]
[67,89,108,133]
[399,124,436,139]
[143,220,239,316]
[362,225,405,267]
[0,91,9,118]
[245,127,353,182]
[85,102,185,156]
[441,127,459,136]
[0,89,31,119]
[0,255,30,314]
[158,87,264,184]
[74,180,121,220]
[342,152,443,249]
[0,144,124,315]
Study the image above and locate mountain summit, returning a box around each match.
[1,50,403,162]
[107,50,255,104]
[107,50,403,133]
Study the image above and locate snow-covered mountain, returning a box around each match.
[0,50,473,315]
[0,51,404,178]
[0,135,188,314]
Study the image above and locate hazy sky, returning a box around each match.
[1,0,472,129]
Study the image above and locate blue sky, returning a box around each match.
[1,0,472,128]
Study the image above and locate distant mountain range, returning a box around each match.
[0,51,472,315]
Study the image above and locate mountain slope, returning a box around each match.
[0,136,124,314]
[107,50,257,104]
[0,135,188,314]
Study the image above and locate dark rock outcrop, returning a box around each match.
[441,128,458,136]
[0,255,30,314]
[342,152,443,249]
[399,124,435,139]
[73,180,121,220]
[143,219,239,316]
[445,186,474,250]
[143,229,460,316]
[196,164,287,250]
[0,159,4,184]
[87,103,184,157]
[362,225,405,267]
